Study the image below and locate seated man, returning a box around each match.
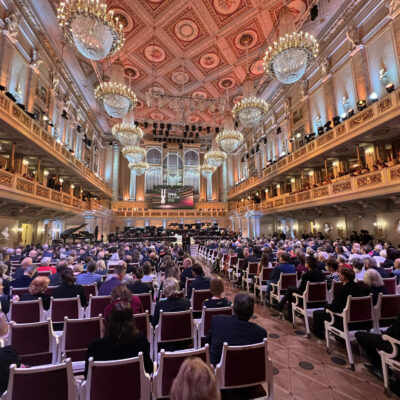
[180,258,193,286]
[312,267,367,339]
[76,261,102,285]
[10,264,37,288]
[206,292,267,366]
[98,262,127,296]
[188,264,210,299]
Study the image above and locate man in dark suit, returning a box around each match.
[312,267,367,338]
[241,248,260,271]
[206,293,267,366]
[180,258,193,286]
[265,252,296,298]
[188,264,210,299]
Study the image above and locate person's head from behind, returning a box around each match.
[142,261,152,276]
[279,252,290,264]
[96,259,106,271]
[170,357,220,400]
[29,276,50,295]
[56,260,68,274]
[61,268,75,286]
[297,253,306,266]
[233,292,254,321]
[326,259,338,273]
[114,262,127,280]
[162,277,180,299]
[110,284,132,303]
[192,263,204,277]
[21,257,32,269]
[351,258,364,272]
[167,266,180,280]
[364,268,384,288]
[339,267,355,283]
[364,257,377,270]
[104,301,138,343]
[40,257,51,267]
[305,255,317,271]
[210,275,224,299]
[86,261,96,273]
[182,258,192,269]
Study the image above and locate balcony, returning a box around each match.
[0,92,113,198]
[230,164,400,215]
[228,88,400,199]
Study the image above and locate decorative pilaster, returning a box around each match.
[129,169,136,200]
[221,160,228,202]
[112,144,120,201]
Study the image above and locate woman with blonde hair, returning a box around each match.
[170,357,220,400]
[364,268,387,305]
[95,259,108,275]
[20,276,51,310]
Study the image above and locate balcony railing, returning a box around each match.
[230,165,400,215]
[0,169,89,212]
[0,92,113,198]
[228,88,400,199]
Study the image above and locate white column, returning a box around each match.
[105,146,113,184]
[227,156,234,187]
[246,217,250,238]
[222,160,228,202]
[129,169,136,200]
[206,177,212,201]
[252,216,260,238]
[112,144,120,201]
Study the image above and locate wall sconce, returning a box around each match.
[357,100,367,111]
[386,83,395,93]
[369,92,378,102]
[70,184,75,189]
[59,178,64,183]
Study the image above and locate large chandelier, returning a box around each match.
[122,146,146,164]
[57,0,124,61]
[204,150,227,168]
[112,111,143,147]
[129,161,148,176]
[216,111,243,153]
[95,60,137,118]
[263,7,318,84]
[232,74,269,127]
[200,164,216,179]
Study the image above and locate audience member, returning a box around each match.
[10,264,37,288]
[98,263,127,296]
[188,264,210,298]
[104,285,143,319]
[52,268,87,307]
[49,260,68,286]
[19,276,51,310]
[76,261,102,285]
[363,268,388,305]
[203,275,230,309]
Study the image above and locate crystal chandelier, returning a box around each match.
[122,146,146,164]
[263,7,318,84]
[200,164,216,179]
[95,60,137,118]
[232,73,269,127]
[129,161,148,176]
[57,0,124,61]
[204,150,227,168]
[112,110,143,147]
[216,111,243,153]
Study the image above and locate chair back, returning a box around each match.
[5,359,78,400]
[376,294,400,321]
[279,273,297,289]
[215,339,272,391]
[86,295,111,318]
[236,259,243,269]
[185,278,195,297]
[191,289,212,312]
[223,254,229,263]
[10,287,30,297]
[261,268,274,281]
[9,298,44,323]
[9,320,57,366]
[356,280,368,288]
[83,355,150,400]
[82,284,98,299]
[60,317,103,362]
[346,295,373,323]
[332,281,343,297]
[135,292,152,313]
[248,262,259,275]
[49,296,82,322]
[37,270,52,277]
[201,306,233,337]
[305,282,327,303]
[45,286,58,296]
[133,312,152,343]
[154,346,210,398]
[383,277,397,295]
[157,309,194,343]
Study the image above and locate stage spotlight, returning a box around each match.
[195,132,199,138]
[16,103,26,110]
[235,120,239,128]
[215,127,220,134]
[134,121,139,126]
[277,127,281,134]
[311,4,318,20]
[206,126,211,133]
[317,127,324,135]
[369,92,378,103]
[152,129,156,135]
[324,121,332,131]
[198,126,202,132]
[144,121,148,129]
[5,92,16,102]
[183,131,187,138]
[347,108,355,117]
[165,131,169,137]
[341,112,347,121]
[333,116,341,126]
[256,144,260,153]
[263,137,267,144]
[0,85,6,91]
[167,123,171,130]
[357,99,367,111]
[386,83,395,93]
[77,125,82,133]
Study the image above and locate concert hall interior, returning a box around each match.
[1,0,400,399]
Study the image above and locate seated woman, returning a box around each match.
[152,277,190,327]
[84,301,153,377]
[95,259,108,276]
[52,268,88,307]
[325,259,340,289]
[256,249,272,277]
[104,285,143,319]
[203,275,230,309]
[141,262,156,283]
[157,265,182,301]
[20,276,51,310]
[363,268,387,305]
[295,253,307,275]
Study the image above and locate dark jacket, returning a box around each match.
[52,283,88,307]
[180,267,193,285]
[84,334,153,377]
[10,275,33,289]
[386,314,400,340]
[298,269,326,294]
[152,296,191,327]
[98,277,121,296]
[269,263,296,283]
[20,292,51,310]
[326,281,367,313]
[206,314,267,366]
[242,255,260,271]
[49,272,63,286]
[127,281,152,295]
[366,285,388,305]
[203,297,230,309]
[373,266,390,278]
[188,276,210,299]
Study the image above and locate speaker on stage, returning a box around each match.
[179,224,184,230]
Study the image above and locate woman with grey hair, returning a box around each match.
[363,268,387,305]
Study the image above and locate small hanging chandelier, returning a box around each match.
[112,110,143,147]
[129,161,148,176]
[57,0,124,61]
[263,6,318,85]
[122,146,146,164]
[216,111,243,153]
[200,164,216,179]
[204,149,227,168]
[95,59,137,118]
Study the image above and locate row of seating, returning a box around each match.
[1,341,274,400]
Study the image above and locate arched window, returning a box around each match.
[147,148,162,164]
[163,153,183,170]
[145,167,162,193]
[184,169,200,194]
[184,150,199,166]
